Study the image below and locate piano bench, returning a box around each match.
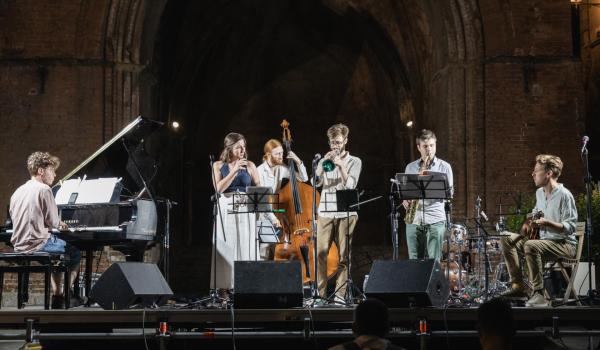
[0,252,71,310]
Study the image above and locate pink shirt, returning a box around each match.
[9,179,59,253]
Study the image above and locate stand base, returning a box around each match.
[195,289,230,309]
[326,279,365,307]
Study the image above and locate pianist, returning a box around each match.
[9,151,81,309]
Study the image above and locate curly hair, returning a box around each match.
[327,123,349,140]
[535,154,563,178]
[27,151,60,176]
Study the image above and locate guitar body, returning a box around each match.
[520,210,544,240]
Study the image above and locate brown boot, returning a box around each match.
[500,283,528,299]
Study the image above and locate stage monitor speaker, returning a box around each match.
[90,262,173,310]
[364,259,448,307]
[234,261,302,309]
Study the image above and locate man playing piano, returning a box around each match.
[9,152,81,309]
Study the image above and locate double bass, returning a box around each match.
[273,120,339,284]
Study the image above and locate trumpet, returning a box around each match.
[322,150,339,172]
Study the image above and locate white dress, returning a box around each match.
[210,165,258,290]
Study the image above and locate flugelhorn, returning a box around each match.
[322,150,339,172]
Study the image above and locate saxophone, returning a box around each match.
[404,155,430,224]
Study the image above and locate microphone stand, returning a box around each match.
[581,144,599,303]
[389,182,400,260]
[475,196,491,302]
[310,155,324,304]
[198,155,227,308]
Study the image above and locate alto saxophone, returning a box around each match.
[404,155,430,224]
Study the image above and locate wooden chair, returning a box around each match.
[545,222,585,305]
[0,251,70,309]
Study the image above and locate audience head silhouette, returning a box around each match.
[353,298,390,337]
[477,298,515,350]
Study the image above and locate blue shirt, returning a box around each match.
[534,184,578,245]
[220,163,252,193]
[404,156,453,225]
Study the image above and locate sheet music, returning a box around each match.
[55,177,121,204]
[55,178,84,204]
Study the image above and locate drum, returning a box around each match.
[441,261,468,293]
[443,224,468,254]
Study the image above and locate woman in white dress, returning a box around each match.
[211,132,260,291]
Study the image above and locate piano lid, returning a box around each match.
[55,116,164,197]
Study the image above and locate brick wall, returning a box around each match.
[0,0,589,298]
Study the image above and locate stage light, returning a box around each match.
[171,121,180,130]
[406,121,414,128]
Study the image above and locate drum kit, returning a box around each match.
[441,223,509,302]
[440,198,520,304]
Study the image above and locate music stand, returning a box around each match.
[394,171,450,203]
[257,220,280,244]
[232,187,281,260]
[394,171,451,251]
[322,189,382,306]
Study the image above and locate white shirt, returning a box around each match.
[257,160,308,224]
[404,156,453,225]
[316,153,362,219]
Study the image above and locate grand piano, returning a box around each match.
[1,116,166,299]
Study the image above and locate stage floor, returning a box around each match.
[0,303,599,349]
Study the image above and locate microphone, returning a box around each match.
[581,135,589,154]
[313,153,322,164]
[480,210,489,222]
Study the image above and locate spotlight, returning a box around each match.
[406,121,414,128]
[171,121,180,130]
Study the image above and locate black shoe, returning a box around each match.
[51,295,65,309]
[68,295,83,308]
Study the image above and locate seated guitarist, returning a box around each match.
[500,154,578,307]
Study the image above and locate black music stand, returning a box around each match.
[394,172,451,254]
[322,189,382,306]
[232,188,281,261]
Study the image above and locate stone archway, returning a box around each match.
[140,0,485,293]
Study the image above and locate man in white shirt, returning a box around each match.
[256,139,308,259]
[500,154,577,307]
[315,123,362,303]
[403,129,453,262]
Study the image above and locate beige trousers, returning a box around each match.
[500,233,575,290]
[316,215,358,299]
